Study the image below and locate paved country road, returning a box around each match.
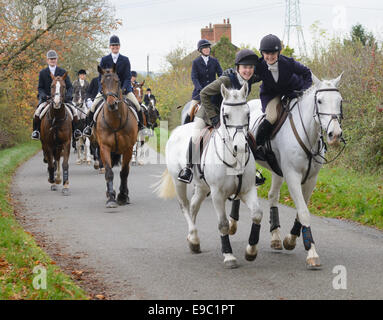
[11,149,383,300]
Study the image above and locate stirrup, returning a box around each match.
[255,170,265,186]
[74,129,82,140]
[31,130,40,140]
[177,167,193,184]
[83,126,92,137]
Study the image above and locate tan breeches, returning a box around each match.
[265,95,280,125]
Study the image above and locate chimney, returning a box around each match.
[213,18,232,42]
[201,23,214,42]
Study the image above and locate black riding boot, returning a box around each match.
[177,138,196,184]
[254,119,283,177]
[83,111,94,137]
[72,118,82,140]
[31,116,41,140]
[137,109,144,130]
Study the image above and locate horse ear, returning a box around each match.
[239,82,248,98]
[220,83,229,100]
[141,80,145,86]
[332,72,344,88]
[311,73,321,87]
[50,72,55,80]
[97,65,104,75]
[62,72,67,80]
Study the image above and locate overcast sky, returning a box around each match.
[107,0,383,73]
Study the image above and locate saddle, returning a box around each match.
[248,99,292,177]
[189,103,201,122]
[194,126,214,177]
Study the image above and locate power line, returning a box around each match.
[303,2,383,11]
[128,2,284,30]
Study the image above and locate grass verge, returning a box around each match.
[0,141,88,299]
[257,166,383,230]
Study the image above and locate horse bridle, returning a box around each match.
[102,74,122,107]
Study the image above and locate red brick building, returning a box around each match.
[201,18,232,44]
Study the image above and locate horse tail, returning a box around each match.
[152,168,176,199]
[111,152,121,167]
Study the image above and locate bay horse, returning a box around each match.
[155,83,263,269]
[95,65,138,208]
[40,72,72,195]
[241,73,344,269]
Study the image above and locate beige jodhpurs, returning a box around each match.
[265,95,280,125]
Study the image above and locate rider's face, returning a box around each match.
[201,47,210,56]
[79,74,86,80]
[238,65,255,81]
[110,44,120,54]
[47,58,57,67]
[262,51,279,65]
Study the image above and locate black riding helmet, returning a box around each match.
[197,39,211,52]
[109,35,120,46]
[78,69,86,75]
[131,71,137,77]
[259,34,282,53]
[235,49,259,66]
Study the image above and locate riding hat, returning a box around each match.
[78,69,86,75]
[260,34,282,52]
[46,50,58,59]
[197,39,211,52]
[146,88,151,91]
[109,35,120,45]
[131,71,137,77]
[235,49,258,66]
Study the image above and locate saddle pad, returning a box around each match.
[93,102,139,123]
[39,103,73,121]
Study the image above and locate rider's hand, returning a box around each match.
[210,115,220,127]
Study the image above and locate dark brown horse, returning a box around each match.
[95,65,138,207]
[40,73,72,195]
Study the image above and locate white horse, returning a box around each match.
[155,83,263,268]
[75,99,91,165]
[246,73,344,269]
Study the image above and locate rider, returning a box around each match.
[31,50,82,141]
[83,35,144,137]
[131,70,139,86]
[178,49,259,183]
[86,76,99,109]
[72,69,89,105]
[254,34,312,158]
[190,39,223,109]
[143,88,156,106]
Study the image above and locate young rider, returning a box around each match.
[190,39,223,109]
[178,49,259,183]
[254,34,312,158]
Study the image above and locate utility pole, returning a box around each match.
[147,54,149,76]
[283,0,307,57]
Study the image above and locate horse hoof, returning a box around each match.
[245,245,258,261]
[76,160,81,165]
[188,241,201,254]
[94,161,99,169]
[228,219,237,235]
[87,161,91,165]
[223,257,238,269]
[106,199,118,208]
[306,257,322,270]
[99,168,105,174]
[283,237,296,251]
[51,184,57,191]
[271,240,283,250]
[62,188,69,196]
[245,252,257,261]
[117,194,130,205]
[55,179,62,185]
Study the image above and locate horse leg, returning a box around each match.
[100,146,117,208]
[268,173,284,250]
[239,186,263,262]
[45,149,57,191]
[117,154,131,205]
[61,143,70,196]
[76,139,82,164]
[55,157,62,185]
[211,189,238,269]
[285,173,321,269]
[188,185,210,253]
[85,138,92,164]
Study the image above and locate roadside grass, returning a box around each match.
[0,141,88,300]
[256,166,383,230]
[147,124,170,155]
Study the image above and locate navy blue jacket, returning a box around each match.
[256,55,312,112]
[191,56,223,100]
[98,53,132,94]
[87,77,99,101]
[38,66,73,103]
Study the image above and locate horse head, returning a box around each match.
[50,72,67,109]
[220,82,250,157]
[311,73,344,146]
[98,64,121,111]
[133,82,145,104]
